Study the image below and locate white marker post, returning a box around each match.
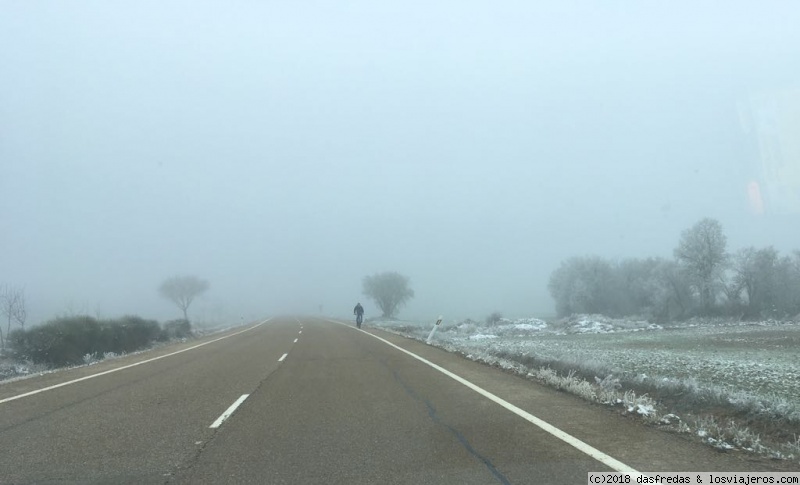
[426,315,444,344]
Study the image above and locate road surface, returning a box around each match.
[0,317,795,484]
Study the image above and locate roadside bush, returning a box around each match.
[8,316,98,366]
[117,315,161,349]
[160,319,193,341]
[9,315,162,367]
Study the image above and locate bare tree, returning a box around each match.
[158,276,209,322]
[0,285,26,350]
[674,218,728,315]
[653,259,694,321]
[731,246,781,318]
[362,271,414,318]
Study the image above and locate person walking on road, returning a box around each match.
[353,302,364,328]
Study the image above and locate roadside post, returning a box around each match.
[426,315,444,344]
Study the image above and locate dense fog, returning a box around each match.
[2,1,799,325]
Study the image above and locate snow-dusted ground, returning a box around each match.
[369,314,800,403]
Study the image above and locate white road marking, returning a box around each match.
[293,338,298,343]
[325,319,639,474]
[210,394,249,429]
[278,353,288,362]
[298,330,302,334]
[0,319,272,405]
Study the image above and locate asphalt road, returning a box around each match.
[1,317,796,484]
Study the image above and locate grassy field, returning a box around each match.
[478,324,800,402]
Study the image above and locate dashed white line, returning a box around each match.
[0,319,272,405]
[325,318,639,474]
[210,394,249,429]
[278,353,288,362]
[293,338,298,343]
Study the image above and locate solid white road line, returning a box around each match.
[210,394,250,429]
[325,318,639,474]
[278,353,288,362]
[0,319,272,405]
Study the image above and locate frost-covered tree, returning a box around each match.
[615,258,664,316]
[548,257,585,316]
[548,256,616,316]
[732,247,779,318]
[362,271,414,318]
[774,252,800,318]
[674,218,728,315]
[651,259,695,321]
[0,285,26,350]
[729,247,800,319]
[158,276,209,322]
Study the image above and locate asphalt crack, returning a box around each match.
[386,362,512,485]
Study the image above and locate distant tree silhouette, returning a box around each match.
[158,276,209,321]
[362,271,414,318]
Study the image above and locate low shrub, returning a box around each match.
[9,315,163,367]
[117,315,162,350]
[160,319,192,340]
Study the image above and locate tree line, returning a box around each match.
[548,218,800,321]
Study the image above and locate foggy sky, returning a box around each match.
[2,1,799,325]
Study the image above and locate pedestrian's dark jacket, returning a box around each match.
[354,304,364,315]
